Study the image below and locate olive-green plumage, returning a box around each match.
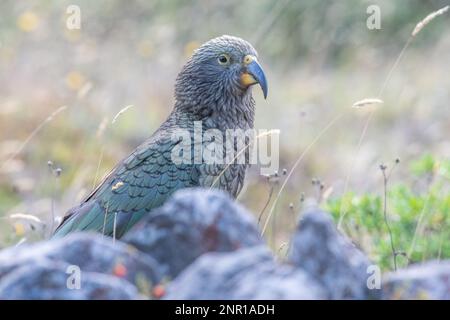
[53,35,267,238]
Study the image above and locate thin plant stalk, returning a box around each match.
[381,167,397,271]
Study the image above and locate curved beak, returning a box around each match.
[240,55,268,99]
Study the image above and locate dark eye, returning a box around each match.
[218,54,230,65]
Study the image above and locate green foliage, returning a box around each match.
[410,154,436,176]
[324,156,450,271]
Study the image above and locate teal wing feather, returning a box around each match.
[53,136,198,238]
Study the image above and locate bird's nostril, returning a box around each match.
[243,55,255,65]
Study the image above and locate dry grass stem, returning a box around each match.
[0,105,67,171]
[262,114,343,235]
[210,129,280,189]
[9,213,43,224]
[77,81,93,99]
[112,105,134,124]
[352,98,384,109]
[412,6,449,37]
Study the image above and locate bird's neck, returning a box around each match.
[173,92,255,131]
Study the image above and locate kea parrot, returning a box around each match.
[53,35,268,238]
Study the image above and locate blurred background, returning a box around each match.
[0,0,449,269]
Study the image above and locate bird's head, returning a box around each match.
[175,35,268,111]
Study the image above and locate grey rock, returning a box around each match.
[382,261,450,300]
[0,260,140,299]
[165,246,326,299]
[289,209,379,299]
[124,188,263,278]
[0,233,162,290]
